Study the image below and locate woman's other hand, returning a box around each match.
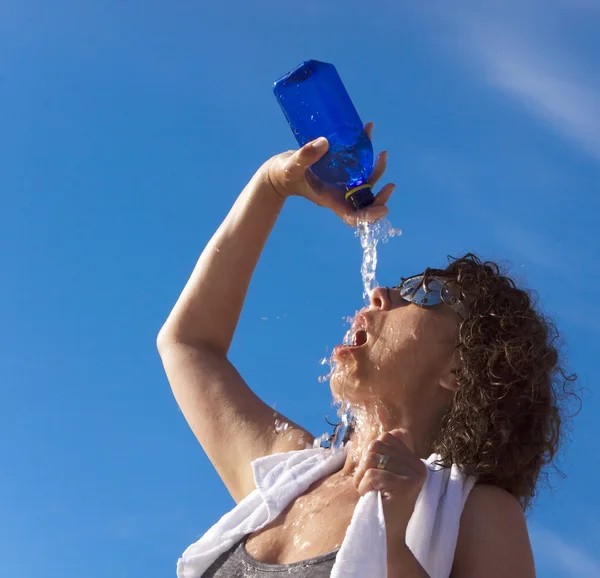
[353,429,428,545]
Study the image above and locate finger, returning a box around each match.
[345,204,388,226]
[290,137,329,174]
[357,468,415,497]
[378,430,423,466]
[366,432,416,467]
[353,439,396,487]
[369,151,388,187]
[372,183,396,207]
[353,452,393,487]
[364,122,374,140]
[330,200,356,223]
[384,430,428,479]
[389,429,417,455]
[370,436,396,454]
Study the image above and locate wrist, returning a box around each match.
[255,162,296,203]
[387,543,430,578]
[248,169,288,207]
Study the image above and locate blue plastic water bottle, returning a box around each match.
[273,60,375,210]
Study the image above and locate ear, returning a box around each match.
[439,351,460,392]
[439,367,458,392]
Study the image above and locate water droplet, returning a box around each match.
[313,432,330,449]
[274,419,290,433]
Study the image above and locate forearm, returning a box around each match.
[158,172,285,353]
[388,545,430,578]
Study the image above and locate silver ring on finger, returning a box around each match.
[376,454,391,471]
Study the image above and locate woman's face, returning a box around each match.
[330,284,462,404]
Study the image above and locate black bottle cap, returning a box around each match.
[346,185,375,211]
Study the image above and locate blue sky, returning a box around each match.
[1,1,599,576]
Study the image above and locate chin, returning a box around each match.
[329,357,372,404]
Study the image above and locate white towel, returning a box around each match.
[177,446,475,578]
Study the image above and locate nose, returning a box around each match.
[369,286,393,311]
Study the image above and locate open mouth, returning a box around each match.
[333,313,370,357]
[350,328,368,347]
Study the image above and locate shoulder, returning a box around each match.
[464,483,525,519]
[451,484,536,578]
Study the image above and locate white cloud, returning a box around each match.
[468,25,600,161]
[530,524,600,578]
[427,2,600,163]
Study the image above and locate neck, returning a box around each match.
[336,399,443,477]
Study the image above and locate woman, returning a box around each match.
[157,125,575,577]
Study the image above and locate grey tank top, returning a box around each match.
[201,535,338,577]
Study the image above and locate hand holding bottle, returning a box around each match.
[259,122,395,225]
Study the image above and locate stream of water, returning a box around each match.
[314,216,402,448]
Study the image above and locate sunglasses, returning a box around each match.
[392,272,468,319]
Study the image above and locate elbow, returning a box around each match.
[156,325,225,356]
[156,325,179,355]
